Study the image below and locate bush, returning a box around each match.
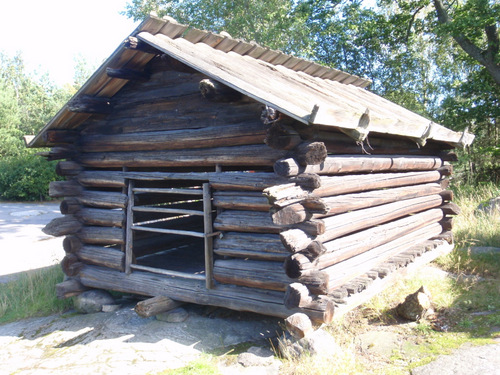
[0,151,60,201]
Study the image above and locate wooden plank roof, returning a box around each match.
[29,15,474,148]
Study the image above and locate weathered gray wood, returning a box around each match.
[79,144,287,168]
[78,191,127,209]
[78,265,332,323]
[441,202,461,215]
[212,191,270,211]
[60,198,81,215]
[106,67,151,82]
[61,254,83,277]
[42,215,82,237]
[123,36,159,54]
[265,170,442,204]
[56,161,82,176]
[134,296,184,318]
[49,180,83,198]
[214,210,281,234]
[80,121,266,152]
[264,122,302,150]
[203,183,215,289]
[284,283,313,309]
[56,279,89,299]
[213,259,294,291]
[68,95,112,114]
[274,155,443,177]
[77,226,124,245]
[291,141,327,166]
[286,209,444,277]
[77,171,126,188]
[439,190,454,202]
[63,235,83,253]
[321,223,443,293]
[76,245,125,271]
[280,194,443,252]
[42,130,79,145]
[76,208,125,227]
[214,232,288,261]
[199,78,242,102]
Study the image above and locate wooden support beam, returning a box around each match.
[274,155,443,177]
[56,161,83,177]
[199,78,242,102]
[106,67,151,82]
[280,194,443,252]
[42,215,82,237]
[56,279,89,299]
[68,95,112,114]
[123,36,159,54]
[49,180,83,198]
[134,296,184,318]
[79,144,287,168]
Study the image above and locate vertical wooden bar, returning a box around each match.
[203,183,215,289]
[125,180,135,274]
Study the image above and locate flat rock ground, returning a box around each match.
[1,202,499,374]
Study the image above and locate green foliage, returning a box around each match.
[0,152,60,201]
[0,265,73,324]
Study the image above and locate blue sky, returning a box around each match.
[0,0,139,86]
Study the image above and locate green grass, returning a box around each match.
[0,265,73,324]
[153,355,221,375]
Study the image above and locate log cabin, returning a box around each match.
[28,15,473,324]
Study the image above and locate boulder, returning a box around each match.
[396,286,433,321]
[476,197,500,216]
[73,290,115,314]
[279,329,340,359]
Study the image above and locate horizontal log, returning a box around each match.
[199,78,242,102]
[68,95,112,114]
[61,254,83,277]
[123,36,159,54]
[214,232,288,261]
[214,210,281,234]
[76,208,125,227]
[78,265,333,323]
[441,202,461,215]
[438,164,453,176]
[78,144,287,168]
[76,245,124,271]
[290,141,327,166]
[314,170,442,197]
[78,191,127,209]
[264,170,442,204]
[264,123,302,150]
[134,296,184,318]
[42,215,82,237]
[77,171,126,188]
[439,190,454,202]
[322,223,443,293]
[77,226,124,245]
[63,235,83,253]
[280,194,443,252]
[79,121,266,152]
[56,161,83,176]
[274,155,443,177]
[55,279,89,299]
[106,67,151,82]
[213,259,294,291]
[43,130,79,145]
[60,198,81,215]
[41,146,78,161]
[212,191,270,211]
[284,283,313,309]
[286,209,444,278]
[49,180,83,198]
[272,183,443,225]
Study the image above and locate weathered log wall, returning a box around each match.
[43,53,459,324]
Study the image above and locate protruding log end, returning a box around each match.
[63,235,83,253]
[284,283,313,309]
[56,279,89,299]
[291,141,327,166]
[199,79,242,102]
[60,198,81,215]
[134,296,184,318]
[61,254,83,277]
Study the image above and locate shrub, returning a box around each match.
[0,151,60,201]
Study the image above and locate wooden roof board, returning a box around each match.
[29,15,472,148]
[140,32,363,129]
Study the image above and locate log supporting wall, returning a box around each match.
[41,52,460,324]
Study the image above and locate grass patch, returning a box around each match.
[0,265,73,324]
[154,355,221,375]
